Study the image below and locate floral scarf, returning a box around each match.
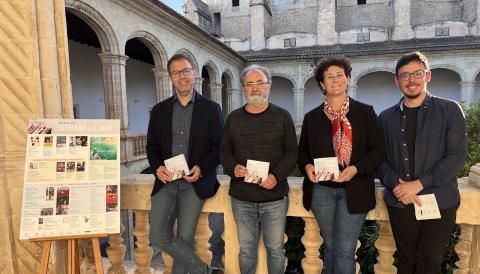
[324,97,353,167]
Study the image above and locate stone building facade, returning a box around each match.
[185,0,480,127]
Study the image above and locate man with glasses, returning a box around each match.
[147,53,224,273]
[377,52,467,274]
[219,64,298,274]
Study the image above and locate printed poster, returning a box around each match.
[20,119,121,240]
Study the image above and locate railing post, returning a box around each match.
[374,220,396,274]
[133,209,152,274]
[107,223,127,274]
[454,224,474,274]
[301,217,323,274]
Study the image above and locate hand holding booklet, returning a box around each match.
[164,154,190,180]
[245,160,269,184]
[414,194,441,220]
[313,157,340,181]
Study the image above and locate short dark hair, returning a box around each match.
[167,53,194,73]
[314,56,352,94]
[395,51,430,76]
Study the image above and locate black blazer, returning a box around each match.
[146,92,224,199]
[298,98,385,214]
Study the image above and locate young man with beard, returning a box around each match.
[147,53,224,274]
[219,65,298,274]
[377,52,467,274]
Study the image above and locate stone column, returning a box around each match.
[477,0,480,36]
[225,88,235,115]
[293,88,305,127]
[231,88,243,111]
[348,84,358,99]
[99,53,129,133]
[317,0,336,45]
[460,81,476,108]
[152,67,171,102]
[0,0,73,273]
[250,0,269,50]
[392,0,413,40]
[195,77,203,94]
[209,83,223,106]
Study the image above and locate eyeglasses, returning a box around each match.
[170,67,193,78]
[398,70,428,81]
[243,81,269,89]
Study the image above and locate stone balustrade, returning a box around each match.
[103,172,480,274]
[121,134,148,164]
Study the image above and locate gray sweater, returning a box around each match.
[220,104,298,203]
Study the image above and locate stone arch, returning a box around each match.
[270,76,295,119]
[353,67,395,86]
[271,72,297,88]
[430,64,466,82]
[127,30,168,69]
[202,61,220,84]
[222,69,235,89]
[429,67,462,102]
[356,70,398,113]
[65,0,119,53]
[174,48,199,72]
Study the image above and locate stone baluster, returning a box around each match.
[107,223,127,274]
[223,195,240,273]
[374,220,397,274]
[454,224,474,274]
[355,240,361,274]
[195,212,213,264]
[470,226,480,273]
[79,238,96,274]
[133,210,152,274]
[301,217,323,274]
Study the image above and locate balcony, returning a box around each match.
[86,163,480,274]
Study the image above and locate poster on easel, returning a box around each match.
[19,119,121,240]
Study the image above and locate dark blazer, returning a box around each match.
[146,92,224,199]
[298,98,385,214]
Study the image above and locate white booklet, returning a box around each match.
[313,157,340,181]
[164,154,190,180]
[245,160,269,184]
[414,194,441,220]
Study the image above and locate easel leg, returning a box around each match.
[92,237,104,274]
[68,239,80,274]
[40,241,52,274]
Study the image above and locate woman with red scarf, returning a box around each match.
[298,57,385,274]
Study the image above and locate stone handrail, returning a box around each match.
[104,174,480,274]
[121,134,148,164]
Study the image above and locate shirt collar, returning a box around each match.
[173,90,196,105]
[396,91,432,112]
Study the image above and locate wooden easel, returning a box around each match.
[32,233,107,274]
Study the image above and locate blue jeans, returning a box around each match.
[150,181,209,274]
[231,197,288,274]
[311,185,366,274]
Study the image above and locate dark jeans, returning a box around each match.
[387,202,459,274]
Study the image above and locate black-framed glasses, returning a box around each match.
[170,67,193,78]
[398,70,428,81]
[243,80,269,88]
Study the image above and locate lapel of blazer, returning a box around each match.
[347,98,361,161]
[187,92,202,162]
[164,97,174,158]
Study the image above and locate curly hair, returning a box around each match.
[314,56,352,94]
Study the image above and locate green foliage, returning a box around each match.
[459,99,480,177]
[356,221,379,274]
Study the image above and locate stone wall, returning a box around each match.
[336,2,393,32]
[411,0,462,26]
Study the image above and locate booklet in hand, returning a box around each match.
[414,194,441,220]
[164,154,190,180]
[313,157,340,181]
[245,160,269,184]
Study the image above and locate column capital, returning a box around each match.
[460,81,477,87]
[99,53,129,66]
[293,88,305,93]
[209,83,223,89]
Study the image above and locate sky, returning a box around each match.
[161,0,183,14]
